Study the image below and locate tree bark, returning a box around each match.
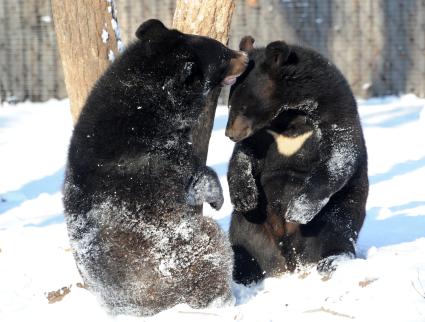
[51,0,122,123]
[173,0,235,164]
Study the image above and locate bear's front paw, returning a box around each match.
[186,167,224,210]
[204,170,224,210]
[285,194,329,224]
[208,188,224,210]
[230,185,258,213]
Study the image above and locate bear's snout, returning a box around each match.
[225,115,252,142]
[222,51,248,86]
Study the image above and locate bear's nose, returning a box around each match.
[225,128,244,142]
[225,116,252,142]
[225,127,235,140]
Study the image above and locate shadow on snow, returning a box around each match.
[361,105,422,128]
[212,115,228,131]
[23,213,65,228]
[0,168,64,214]
[358,201,425,249]
[209,162,228,178]
[369,157,425,185]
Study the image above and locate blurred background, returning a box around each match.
[1,0,424,105]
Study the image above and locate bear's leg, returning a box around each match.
[228,144,259,213]
[299,217,355,274]
[317,253,355,273]
[229,211,287,283]
[182,217,234,308]
[310,187,365,274]
[186,166,224,210]
[260,173,296,222]
[232,245,263,285]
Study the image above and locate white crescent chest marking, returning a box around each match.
[267,130,314,157]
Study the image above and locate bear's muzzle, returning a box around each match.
[225,115,252,142]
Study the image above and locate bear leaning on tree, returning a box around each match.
[63,19,247,316]
[226,36,369,285]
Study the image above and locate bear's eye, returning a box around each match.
[180,61,201,85]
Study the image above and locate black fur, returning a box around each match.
[226,39,368,284]
[63,19,247,315]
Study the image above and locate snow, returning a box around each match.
[1,95,425,321]
[108,50,115,62]
[111,19,119,34]
[101,29,109,43]
[117,40,125,54]
[41,16,52,23]
[107,0,125,53]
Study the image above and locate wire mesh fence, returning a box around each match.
[1,0,424,105]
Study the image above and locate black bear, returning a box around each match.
[226,36,368,284]
[63,20,247,315]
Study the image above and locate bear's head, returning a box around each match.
[135,20,248,101]
[225,36,293,142]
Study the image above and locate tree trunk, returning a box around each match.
[51,0,122,123]
[173,0,235,164]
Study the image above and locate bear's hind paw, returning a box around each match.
[317,253,355,275]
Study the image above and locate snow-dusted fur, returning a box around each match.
[63,20,247,316]
[226,38,369,284]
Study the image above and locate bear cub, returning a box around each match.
[63,20,247,315]
[226,36,368,284]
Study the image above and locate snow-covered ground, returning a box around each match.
[1,95,424,321]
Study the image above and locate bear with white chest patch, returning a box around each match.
[226,36,368,284]
[63,20,248,315]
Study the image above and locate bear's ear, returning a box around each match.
[239,36,255,52]
[135,19,169,40]
[265,41,291,68]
